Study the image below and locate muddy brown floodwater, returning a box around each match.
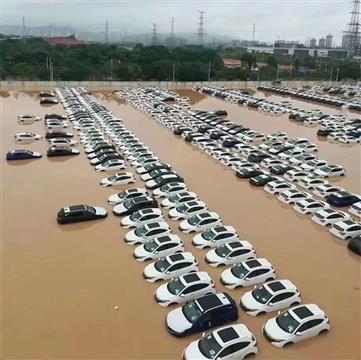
[1,90,360,360]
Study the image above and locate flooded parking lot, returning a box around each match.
[2,89,360,359]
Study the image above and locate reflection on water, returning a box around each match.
[2,90,360,360]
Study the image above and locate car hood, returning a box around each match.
[167,307,192,334]
[113,203,126,214]
[133,245,150,259]
[183,340,206,360]
[94,207,107,216]
[143,263,161,279]
[155,283,174,302]
[205,249,223,263]
[264,317,291,341]
[241,291,262,311]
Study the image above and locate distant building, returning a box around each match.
[318,37,326,48]
[310,38,317,47]
[247,46,274,54]
[223,58,242,68]
[325,34,333,48]
[230,40,241,47]
[43,35,82,46]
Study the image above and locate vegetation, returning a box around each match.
[0,38,360,81]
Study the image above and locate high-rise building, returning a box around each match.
[319,37,326,48]
[326,33,333,48]
[310,37,317,47]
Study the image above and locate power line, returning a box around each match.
[22,16,26,39]
[195,10,206,45]
[252,23,256,42]
[105,20,109,44]
[170,17,175,47]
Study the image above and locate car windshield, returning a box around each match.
[154,258,171,272]
[118,191,128,199]
[124,199,136,209]
[144,240,158,252]
[177,203,187,213]
[85,206,95,213]
[231,264,249,278]
[188,216,202,226]
[252,285,273,304]
[182,301,203,323]
[169,193,180,202]
[130,211,142,221]
[215,244,232,258]
[201,229,216,241]
[276,311,300,334]
[198,333,222,359]
[134,226,148,237]
[167,278,186,295]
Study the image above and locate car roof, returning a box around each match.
[290,304,324,321]
[213,324,252,346]
[265,279,296,294]
[181,271,210,285]
[226,241,251,250]
[243,258,270,269]
[167,252,194,263]
[195,293,232,312]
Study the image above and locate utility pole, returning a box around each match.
[208,61,211,81]
[172,63,176,82]
[22,16,26,41]
[110,58,113,81]
[336,68,340,82]
[195,11,206,45]
[49,58,54,81]
[329,67,334,82]
[105,20,109,44]
[252,23,256,42]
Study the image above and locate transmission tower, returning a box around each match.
[170,17,175,47]
[105,20,109,44]
[344,0,361,56]
[151,23,158,45]
[195,11,206,45]
[252,24,256,42]
[22,16,26,39]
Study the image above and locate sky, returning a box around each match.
[0,0,352,44]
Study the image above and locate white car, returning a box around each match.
[349,201,361,218]
[120,208,163,228]
[301,159,328,171]
[278,189,310,204]
[296,143,318,153]
[240,279,301,316]
[161,192,198,209]
[124,222,171,245]
[14,132,42,141]
[143,252,198,282]
[219,155,243,167]
[192,226,239,249]
[263,304,330,348]
[283,169,308,182]
[312,184,343,198]
[108,188,147,205]
[293,198,330,214]
[220,258,276,289]
[132,157,159,168]
[100,172,135,187]
[133,235,184,261]
[183,324,258,360]
[205,241,256,267]
[179,212,222,233]
[145,174,182,189]
[329,220,361,239]
[49,138,77,148]
[260,158,283,169]
[278,148,304,160]
[232,161,259,172]
[168,200,208,220]
[298,176,328,190]
[153,182,188,198]
[288,153,318,165]
[311,209,351,226]
[267,131,288,140]
[136,162,170,174]
[264,180,296,195]
[95,159,126,172]
[313,165,346,178]
[141,168,174,181]
[17,114,41,124]
[337,135,360,144]
[154,271,215,307]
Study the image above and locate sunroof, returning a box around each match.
[246,259,262,268]
[229,242,243,249]
[142,209,152,214]
[156,236,171,243]
[184,273,200,283]
[214,227,227,233]
[147,223,159,229]
[268,281,286,292]
[218,327,239,343]
[169,254,184,262]
[293,306,314,319]
[196,295,223,312]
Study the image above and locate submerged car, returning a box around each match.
[183,324,258,360]
[121,208,164,228]
[167,292,238,337]
[47,147,80,157]
[100,172,135,187]
[57,205,107,224]
[263,304,330,348]
[6,150,42,160]
[192,226,239,249]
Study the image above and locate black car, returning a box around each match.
[173,126,191,135]
[146,174,184,190]
[139,162,171,174]
[249,174,277,186]
[236,167,264,179]
[210,131,226,140]
[270,164,293,175]
[45,131,74,139]
[47,148,80,157]
[89,147,116,158]
[317,128,334,137]
[85,143,114,154]
[6,150,42,160]
[113,196,158,216]
[223,138,242,148]
[45,113,66,120]
[198,125,212,134]
[348,236,361,256]
[167,292,238,337]
[248,151,271,163]
[91,154,123,166]
[57,205,107,224]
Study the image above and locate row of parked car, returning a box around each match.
[200,86,361,146]
[117,87,361,253]
[258,85,361,112]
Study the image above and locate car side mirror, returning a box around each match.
[277,311,281,315]
[295,331,302,336]
[201,332,206,338]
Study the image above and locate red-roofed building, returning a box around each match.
[43,35,82,46]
